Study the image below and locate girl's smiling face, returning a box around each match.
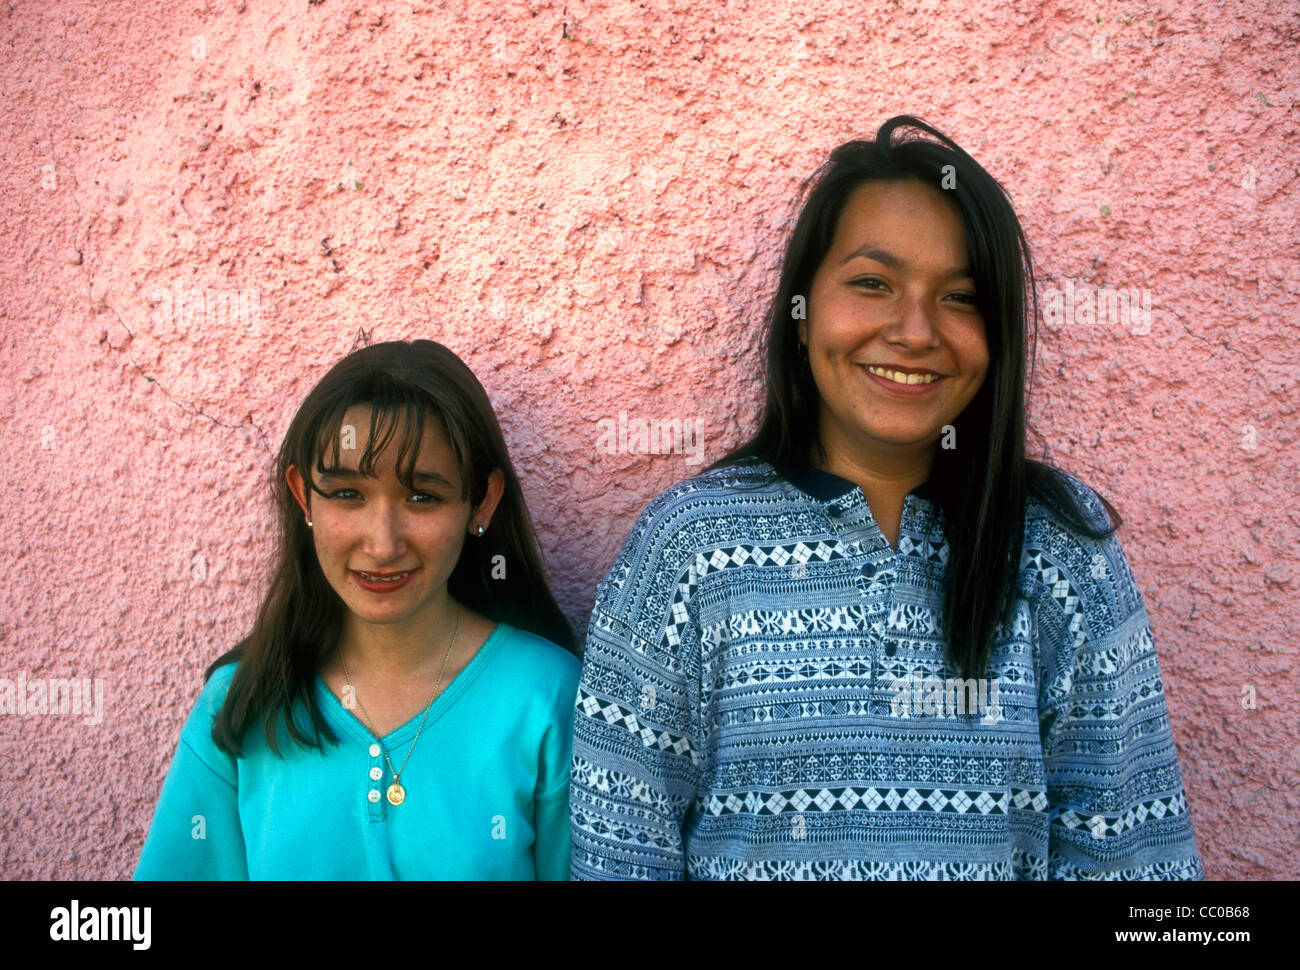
[800,178,989,464]
[286,404,500,630]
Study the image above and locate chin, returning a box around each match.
[348,607,416,626]
[859,428,942,448]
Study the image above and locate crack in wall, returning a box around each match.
[54,144,274,456]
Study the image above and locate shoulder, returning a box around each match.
[618,459,801,557]
[1025,465,1114,535]
[204,657,240,691]
[489,623,580,692]
[185,659,240,729]
[1022,466,1120,564]
[590,461,821,647]
[165,656,243,776]
[488,624,581,734]
[1020,467,1145,645]
[641,458,784,515]
[595,460,797,607]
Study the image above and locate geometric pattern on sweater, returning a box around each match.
[577,686,693,757]
[678,852,1201,882]
[702,786,1015,816]
[1024,551,1088,649]
[570,460,1204,880]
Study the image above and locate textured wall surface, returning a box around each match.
[1,0,1296,880]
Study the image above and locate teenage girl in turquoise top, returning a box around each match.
[135,340,580,880]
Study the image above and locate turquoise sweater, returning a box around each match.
[135,623,579,880]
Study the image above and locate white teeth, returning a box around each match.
[867,366,940,385]
[358,572,409,583]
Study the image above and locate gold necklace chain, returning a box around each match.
[341,605,461,806]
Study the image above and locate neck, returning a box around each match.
[816,436,934,505]
[336,592,462,679]
[814,432,935,550]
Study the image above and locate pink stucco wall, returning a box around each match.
[1,1,1296,880]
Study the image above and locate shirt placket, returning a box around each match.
[822,492,898,715]
[365,741,387,822]
[317,676,394,822]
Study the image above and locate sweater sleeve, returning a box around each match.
[1032,490,1204,881]
[134,665,249,880]
[569,491,702,880]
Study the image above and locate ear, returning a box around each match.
[470,468,506,535]
[797,318,808,349]
[286,465,312,521]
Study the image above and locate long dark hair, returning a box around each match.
[207,339,577,756]
[711,115,1118,681]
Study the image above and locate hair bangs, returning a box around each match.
[303,379,472,501]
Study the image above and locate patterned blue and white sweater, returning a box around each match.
[569,460,1203,880]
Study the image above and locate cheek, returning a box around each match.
[803,321,848,403]
[419,512,472,552]
[953,321,990,378]
[958,339,990,410]
[975,348,991,387]
[310,529,341,566]
[804,275,841,350]
[809,293,887,365]
[308,515,351,558]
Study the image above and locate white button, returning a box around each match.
[368,743,381,757]
[369,766,383,781]
[368,789,381,803]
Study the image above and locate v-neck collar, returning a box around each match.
[314,622,508,748]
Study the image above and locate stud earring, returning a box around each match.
[306,518,313,528]
[475,524,485,537]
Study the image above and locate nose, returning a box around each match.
[885,288,941,349]
[361,499,408,563]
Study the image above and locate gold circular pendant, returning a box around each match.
[386,782,406,806]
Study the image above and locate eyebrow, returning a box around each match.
[316,468,456,489]
[840,245,971,280]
